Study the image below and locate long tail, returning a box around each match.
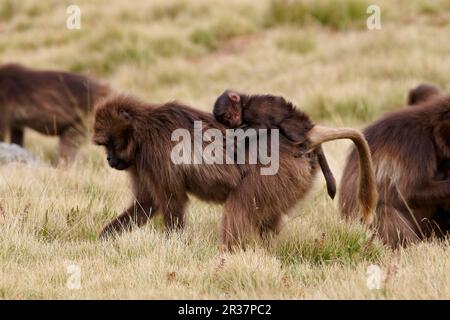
[307,125,377,224]
[316,146,336,199]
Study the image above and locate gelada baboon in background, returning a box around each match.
[340,89,450,247]
[0,63,111,161]
[213,89,336,199]
[406,83,450,234]
[94,94,377,249]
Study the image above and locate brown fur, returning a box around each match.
[340,95,450,247]
[94,94,377,249]
[0,63,111,161]
[406,83,450,235]
[213,89,337,199]
[407,83,442,106]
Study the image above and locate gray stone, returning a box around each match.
[0,143,43,166]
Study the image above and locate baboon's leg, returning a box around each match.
[258,214,283,238]
[99,196,159,239]
[161,193,188,232]
[376,206,422,248]
[221,191,256,250]
[58,127,84,163]
[413,206,450,240]
[0,118,6,142]
[431,208,450,238]
[279,115,310,143]
[10,127,24,146]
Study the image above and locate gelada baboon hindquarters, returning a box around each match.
[340,94,450,247]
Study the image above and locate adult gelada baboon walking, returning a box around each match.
[0,63,111,162]
[94,95,377,249]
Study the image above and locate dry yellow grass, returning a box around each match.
[0,0,449,299]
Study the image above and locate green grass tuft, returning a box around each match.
[271,227,383,266]
[266,0,369,30]
[0,0,15,21]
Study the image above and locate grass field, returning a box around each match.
[1,0,450,299]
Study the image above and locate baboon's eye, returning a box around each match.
[96,137,112,148]
[112,137,129,152]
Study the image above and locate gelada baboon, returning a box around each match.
[406,83,450,234]
[94,94,376,249]
[213,89,336,199]
[340,89,450,247]
[0,63,111,161]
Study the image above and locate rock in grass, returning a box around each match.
[0,143,42,166]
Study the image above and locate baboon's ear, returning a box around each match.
[228,91,241,103]
[118,109,132,121]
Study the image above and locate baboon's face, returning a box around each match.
[213,91,243,128]
[97,135,132,170]
[93,106,135,171]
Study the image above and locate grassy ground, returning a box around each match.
[1,0,450,299]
